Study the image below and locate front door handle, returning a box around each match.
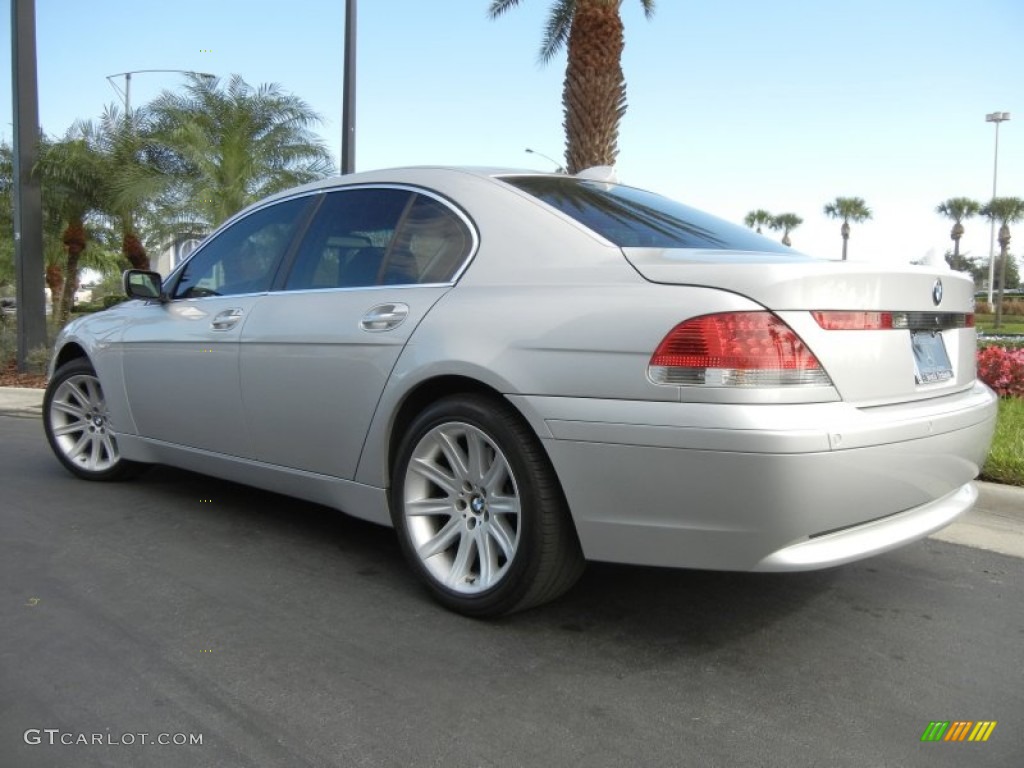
[360,303,409,332]
[211,308,243,331]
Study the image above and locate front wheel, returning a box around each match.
[43,358,141,481]
[391,394,584,617]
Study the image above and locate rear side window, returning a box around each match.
[503,176,791,252]
[284,187,474,290]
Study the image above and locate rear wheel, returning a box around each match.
[43,358,141,481]
[391,394,584,617]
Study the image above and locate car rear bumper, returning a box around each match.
[509,382,997,570]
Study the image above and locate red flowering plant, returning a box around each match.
[977,346,1024,398]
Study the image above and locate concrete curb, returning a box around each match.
[0,386,44,419]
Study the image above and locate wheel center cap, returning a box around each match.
[470,496,486,514]
[93,415,104,427]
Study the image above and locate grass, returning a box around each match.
[976,313,1024,335]
[981,397,1024,486]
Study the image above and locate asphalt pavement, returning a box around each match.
[1,390,1022,767]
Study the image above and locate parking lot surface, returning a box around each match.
[1,415,1021,767]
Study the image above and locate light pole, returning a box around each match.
[341,0,357,174]
[105,69,215,113]
[985,111,1010,305]
[525,147,564,173]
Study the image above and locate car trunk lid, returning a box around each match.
[624,248,979,406]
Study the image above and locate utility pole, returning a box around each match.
[341,0,357,174]
[10,0,46,371]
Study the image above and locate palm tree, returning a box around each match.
[145,74,334,229]
[935,197,980,263]
[980,196,1024,328]
[823,197,872,260]
[36,134,105,323]
[489,1,656,174]
[743,209,772,234]
[44,105,160,272]
[769,213,803,247]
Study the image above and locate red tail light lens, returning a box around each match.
[812,311,894,330]
[648,312,832,387]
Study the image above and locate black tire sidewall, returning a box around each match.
[43,358,132,482]
[390,394,553,616]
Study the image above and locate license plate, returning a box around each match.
[911,331,953,384]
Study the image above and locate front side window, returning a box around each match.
[172,197,310,299]
[502,175,791,253]
[284,188,474,290]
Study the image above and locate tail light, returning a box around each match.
[812,311,974,330]
[648,312,832,387]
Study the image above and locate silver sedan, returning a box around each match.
[43,167,998,616]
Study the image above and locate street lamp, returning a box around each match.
[985,111,1010,305]
[525,147,564,173]
[105,69,216,113]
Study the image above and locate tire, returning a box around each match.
[391,394,584,617]
[43,358,142,481]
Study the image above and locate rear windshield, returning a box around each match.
[502,175,791,252]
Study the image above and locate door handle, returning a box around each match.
[211,308,243,330]
[360,303,409,331]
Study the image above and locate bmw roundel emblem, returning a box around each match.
[932,278,943,306]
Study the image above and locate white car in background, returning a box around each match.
[43,167,997,616]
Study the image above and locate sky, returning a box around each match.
[1,0,1022,269]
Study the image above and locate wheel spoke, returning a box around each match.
[405,497,454,517]
[466,431,487,484]
[89,435,103,468]
[82,377,102,409]
[410,456,459,496]
[52,421,85,437]
[435,429,470,482]
[477,533,496,585]
[67,433,91,460]
[487,516,517,562]
[99,433,117,463]
[446,534,476,587]
[480,456,508,495]
[417,516,461,559]
[487,494,519,518]
[52,398,86,419]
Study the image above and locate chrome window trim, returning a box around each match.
[163,182,480,300]
[274,182,480,293]
[267,282,455,297]
[163,189,326,295]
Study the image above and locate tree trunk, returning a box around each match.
[59,221,87,327]
[562,0,625,174]
[841,221,850,260]
[995,224,1011,329]
[45,264,64,319]
[123,231,150,271]
[58,247,82,327]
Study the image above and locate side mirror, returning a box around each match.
[123,270,167,302]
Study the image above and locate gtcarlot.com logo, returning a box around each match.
[920,721,997,743]
[24,729,203,747]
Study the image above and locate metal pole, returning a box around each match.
[985,112,1010,305]
[10,0,46,371]
[125,71,131,114]
[341,0,356,174]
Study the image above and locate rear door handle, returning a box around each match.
[360,303,409,331]
[211,308,244,331]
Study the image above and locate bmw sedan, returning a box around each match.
[43,167,998,616]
